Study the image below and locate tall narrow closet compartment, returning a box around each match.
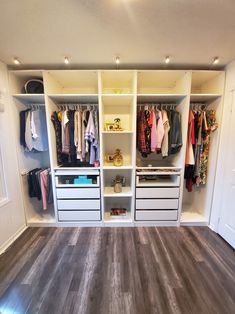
[43,70,102,223]
[100,71,136,225]
[135,71,191,224]
[9,70,54,225]
[181,71,225,225]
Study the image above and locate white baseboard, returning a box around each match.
[209,223,218,233]
[0,225,28,256]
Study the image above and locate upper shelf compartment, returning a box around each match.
[137,70,190,95]
[191,71,224,95]
[44,70,98,95]
[9,70,44,95]
[101,70,135,94]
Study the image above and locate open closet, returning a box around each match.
[8,69,225,227]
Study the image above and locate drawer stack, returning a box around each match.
[55,170,101,221]
[135,170,180,221]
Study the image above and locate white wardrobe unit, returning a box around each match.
[8,69,225,227]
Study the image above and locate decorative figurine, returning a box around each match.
[113,149,123,167]
[111,175,126,193]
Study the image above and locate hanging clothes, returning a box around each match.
[27,168,53,210]
[20,108,49,152]
[184,107,218,192]
[161,110,170,158]
[51,106,99,167]
[137,105,182,158]
[156,110,165,150]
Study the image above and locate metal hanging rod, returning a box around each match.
[56,104,98,111]
[26,103,45,110]
[190,103,207,110]
[137,103,177,110]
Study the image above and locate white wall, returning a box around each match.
[210,61,235,231]
[0,61,26,253]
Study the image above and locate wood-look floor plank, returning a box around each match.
[0,226,235,314]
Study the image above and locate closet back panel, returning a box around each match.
[44,70,98,94]
[137,71,190,94]
[9,70,44,94]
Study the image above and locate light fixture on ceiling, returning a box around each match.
[213,57,219,65]
[13,57,21,65]
[64,57,69,64]
[165,56,170,64]
[115,56,120,64]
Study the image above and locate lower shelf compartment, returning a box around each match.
[135,210,178,221]
[58,210,101,221]
[180,211,208,224]
[104,212,132,223]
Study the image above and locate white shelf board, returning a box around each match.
[102,131,134,134]
[190,94,222,102]
[27,213,56,224]
[180,211,208,224]
[13,94,45,104]
[104,212,132,223]
[104,187,132,197]
[48,94,99,103]
[137,94,187,103]
[103,165,133,170]
[54,167,100,170]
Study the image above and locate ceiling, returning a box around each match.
[0,0,235,69]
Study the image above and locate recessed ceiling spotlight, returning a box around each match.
[115,56,120,64]
[165,56,170,64]
[13,57,21,65]
[213,57,219,64]
[64,57,69,64]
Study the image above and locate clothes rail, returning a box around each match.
[137,103,177,110]
[190,103,207,110]
[56,104,98,111]
[26,104,45,110]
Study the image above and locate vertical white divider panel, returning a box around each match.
[177,71,192,226]
[98,71,105,224]
[131,71,138,222]
[43,71,58,223]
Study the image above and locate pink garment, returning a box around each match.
[156,110,165,149]
[151,110,157,152]
[40,169,48,210]
[185,111,195,165]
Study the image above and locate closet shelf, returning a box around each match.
[48,94,99,104]
[180,211,208,225]
[102,131,134,134]
[137,94,187,103]
[104,187,132,197]
[13,94,45,104]
[190,94,222,102]
[103,165,133,170]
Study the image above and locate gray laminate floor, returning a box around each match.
[0,227,235,314]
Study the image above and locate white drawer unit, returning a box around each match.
[55,169,100,188]
[136,187,180,199]
[57,199,100,210]
[136,172,180,187]
[56,188,100,199]
[136,210,178,221]
[58,210,101,221]
[136,199,178,210]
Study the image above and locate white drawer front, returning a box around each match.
[136,210,178,221]
[136,199,178,210]
[58,210,101,221]
[57,199,100,210]
[136,188,179,199]
[56,188,100,199]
